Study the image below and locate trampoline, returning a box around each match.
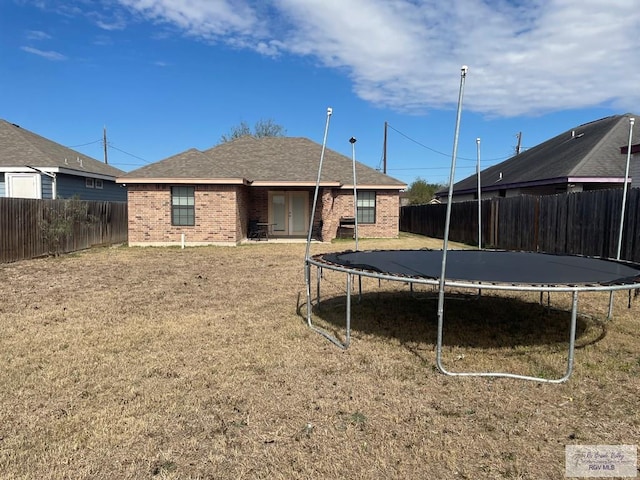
[306,249,640,382]
[303,70,640,382]
[315,250,640,287]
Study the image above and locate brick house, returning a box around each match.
[117,136,406,246]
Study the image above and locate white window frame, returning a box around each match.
[95,179,104,189]
[6,173,42,199]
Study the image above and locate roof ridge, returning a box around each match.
[575,114,619,129]
[0,119,125,174]
[121,135,405,186]
[570,114,628,174]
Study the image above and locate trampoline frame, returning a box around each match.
[305,251,640,383]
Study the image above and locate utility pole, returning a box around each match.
[515,131,522,155]
[103,126,109,164]
[383,121,388,174]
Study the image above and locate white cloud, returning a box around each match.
[108,0,640,117]
[20,46,67,61]
[95,18,127,31]
[25,30,51,40]
[116,0,263,38]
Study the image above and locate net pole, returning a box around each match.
[608,116,635,318]
[350,137,359,251]
[306,107,333,325]
[436,66,468,372]
[476,137,482,250]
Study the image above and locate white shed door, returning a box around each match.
[6,173,41,198]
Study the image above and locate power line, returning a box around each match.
[66,135,151,168]
[66,139,102,148]
[107,143,151,164]
[388,166,477,171]
[386,123,512,163]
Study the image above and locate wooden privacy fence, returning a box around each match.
[0,198,128,263]
[400,188,640,263]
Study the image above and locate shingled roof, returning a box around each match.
[120,136,405,188]
[447,113,639,195]
[0,119,124,177]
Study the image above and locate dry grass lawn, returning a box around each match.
[0,233,638,479]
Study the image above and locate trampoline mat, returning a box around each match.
[317,250,640,286]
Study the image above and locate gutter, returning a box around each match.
[26,165,57,199]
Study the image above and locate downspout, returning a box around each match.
[25,165,56,199]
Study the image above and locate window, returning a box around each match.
[356,191,376,224]
[86,178,95,188]
[95,179,104,189]
[171,186,195,226]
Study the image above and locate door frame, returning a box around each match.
[268,190,309,237]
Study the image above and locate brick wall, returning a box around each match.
[319,188,400,241]
[127,184,400,245]
[127,184,242,246]
[236,185,249,240]
[248,187,269,223]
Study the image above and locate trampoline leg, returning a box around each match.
[306,269,351,350]
[316,266,322,309]
[607,291,614,320]
[358,275,362,303]
[435,290,579,383]
[346,273,352,347]
[305,262,312,326]
[539,291,551,308]
[561,291,579,382]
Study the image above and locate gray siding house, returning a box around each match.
[0,119,126,201]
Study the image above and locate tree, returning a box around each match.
[40,197,97,256]
[219,118,286,143]
[406,178,444,205]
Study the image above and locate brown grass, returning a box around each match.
[0,233,638,479]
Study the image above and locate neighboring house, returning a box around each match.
[117,136,406,245]
[0,119,126,201]
[436,113,640,202]
[620,143,640,189]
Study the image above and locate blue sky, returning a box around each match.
[2,0,639,186]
